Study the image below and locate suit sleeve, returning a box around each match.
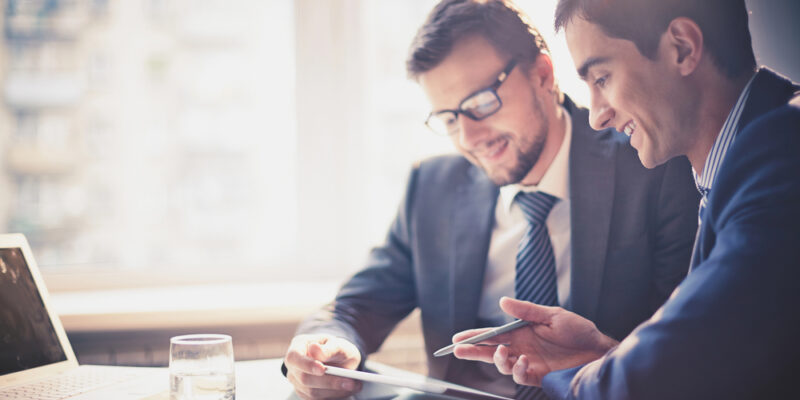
[543,108,800,399]
[648,157,699,310]
[294,164,421,359]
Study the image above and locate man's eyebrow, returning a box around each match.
[577,56,610,80]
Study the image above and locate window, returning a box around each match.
[0,0,586,290]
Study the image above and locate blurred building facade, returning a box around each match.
[0,0,301,277]
[4,0,793,287]
[0,0,444,285]
[2,0,114,269]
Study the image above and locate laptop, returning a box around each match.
[0,233,168,399]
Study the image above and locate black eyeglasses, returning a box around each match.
[425,59,518,136]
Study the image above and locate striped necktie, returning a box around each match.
[514,191,558,400]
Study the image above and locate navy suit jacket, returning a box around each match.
[296,98,699,393]
[543,69,800,399]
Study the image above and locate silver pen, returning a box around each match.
[433,319,530,357]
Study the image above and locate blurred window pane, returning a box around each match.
[0,0,580,288]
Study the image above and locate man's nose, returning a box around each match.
[456,115,490,149]
[589,94,614,131]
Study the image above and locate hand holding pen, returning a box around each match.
[434,319,530,357]
[442,297,619,387]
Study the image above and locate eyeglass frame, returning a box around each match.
[424,58,518,136]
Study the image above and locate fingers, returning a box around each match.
[287,336,360,371]
[511,355,540,387]
[284,335,363,399]
[285,343,326,376]
[308,342,336,364]
[286,345,361,400]
[452,329,512,346]
[309,341,348,364]
[452,343,498,363]
[512,355,530,385]
[309,338,362,370]
[499,297,556,324]
[493,344,516,375]
[452,327,492,343]
[286,369,362,399]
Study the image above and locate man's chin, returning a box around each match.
[474,157,529,186]
[636,152,668,170]
[485,168,525,187]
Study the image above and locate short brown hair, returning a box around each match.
[407,0,550,79]
[554,0,756,79]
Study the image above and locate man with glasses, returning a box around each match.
[282,0,698,398]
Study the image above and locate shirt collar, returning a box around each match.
[500,106,572,211]
[692,74,756,196]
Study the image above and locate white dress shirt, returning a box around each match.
[476,108,572,325]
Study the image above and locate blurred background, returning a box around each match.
[0,0,797,370]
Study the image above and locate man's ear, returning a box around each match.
[526,53,556,91]
[664,17,704,76]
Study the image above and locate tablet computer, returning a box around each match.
[324,365,513,400]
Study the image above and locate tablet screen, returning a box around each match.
[324,365,513,400]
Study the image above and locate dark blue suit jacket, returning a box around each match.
[295,98,699,394]
[543,68,800,399]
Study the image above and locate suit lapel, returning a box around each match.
[567,104,616,321]
[441,165,497,379]
[690,68,798,269]
[449,165,498,333]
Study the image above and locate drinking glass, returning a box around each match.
[169,334,235,400]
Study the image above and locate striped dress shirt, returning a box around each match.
[692,74,757,222]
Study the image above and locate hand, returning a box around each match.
[452,297,618,386]
[284,334,363,399]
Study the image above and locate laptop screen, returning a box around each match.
[0,247,68,376]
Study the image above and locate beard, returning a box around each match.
[483,95,549,186]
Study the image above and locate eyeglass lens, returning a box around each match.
[427,89,501,135]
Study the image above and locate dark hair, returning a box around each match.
[406,0,549,79]
[554,0,756,79]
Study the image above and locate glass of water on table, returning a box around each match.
[170,334,235,400]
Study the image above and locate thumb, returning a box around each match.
[307,341,337,363]
[499,297,554,324]
[309,340,354,365]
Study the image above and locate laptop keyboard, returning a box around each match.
[0,366,149,400]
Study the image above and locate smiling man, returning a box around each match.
[450,0,800,399]
[282,1,699,399]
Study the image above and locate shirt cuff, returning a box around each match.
[281,361,289,377]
